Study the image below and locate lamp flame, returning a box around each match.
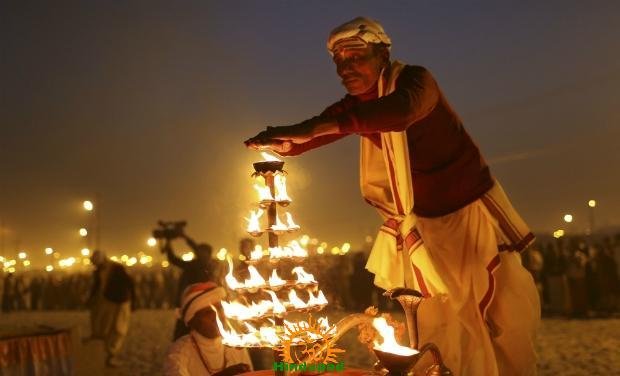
[225,257,244,289]
[268,269,286,288]
[285,212,300,230]
[271,213,288,231]
[292,266,317,284]
[261,152,281,162]
[250,245,263,261]
[288,289,308,309]
[254,184,274,202]
[244,266,266,289]
[246,209,264,233]
[266,290,287,315]
[275,174,292,201]
[372,317,418,356]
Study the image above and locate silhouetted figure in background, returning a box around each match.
[88,249,135,367]
[2,273,15,313]
[162,229,216,340]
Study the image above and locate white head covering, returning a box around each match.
[178,282,227,325]
[327,16,392,56]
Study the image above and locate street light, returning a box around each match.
[147,237,157,247]
[45,247,53,255]
[81,248,90,256]
[79,228,88,237]
[588,199,596,235]
[563,214,573,223]
[83,200,94,211]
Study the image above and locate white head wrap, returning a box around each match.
[327,16,392,56]
[178,282,227,325]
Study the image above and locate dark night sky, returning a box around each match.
[1,1,619,262]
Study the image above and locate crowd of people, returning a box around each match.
[522,234,620,318]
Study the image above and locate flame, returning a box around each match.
[268,269,286,288]
[271,213,288,231]
[246,209,264,233]
[307,290,328,306]
[244,266,266,289]
[217,307,281,347]
[292,266,317,284]
[372,317,418,356]
[288,289,308,309]
[266,290,287,315]
[222,299,273,321]
[254,184,274,202]
[285,212,300,230]
[225,257,244,289]
[274,174,292,201]
[250,245,263,261]
[288,240,308,257]
[261,152,281,162]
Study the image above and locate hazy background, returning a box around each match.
[1,1,619,262]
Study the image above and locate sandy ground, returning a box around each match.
[2,310,619,375]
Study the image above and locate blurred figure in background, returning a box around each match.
[162,229,217,340]
[87,249,135,367]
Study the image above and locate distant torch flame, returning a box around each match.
[372,317,418,356]
[308,290,328,306]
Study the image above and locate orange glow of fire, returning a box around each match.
[268,269,286,288]
[274,174,292,201]
[246,209,264,233]
[292,266,317,284]
[285,212,300,230]
[254,184,274,202]
[372,317,418,356]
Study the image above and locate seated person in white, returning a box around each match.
[164,282,253,376]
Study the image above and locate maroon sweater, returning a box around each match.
[280,65,494,218]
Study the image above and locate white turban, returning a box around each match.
[178,282,227,325]
[327,16,392,56]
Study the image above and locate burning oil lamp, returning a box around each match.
[374,288,452,376]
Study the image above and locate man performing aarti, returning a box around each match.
[246,16,540,376]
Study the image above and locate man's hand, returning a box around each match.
[244,118,339,153]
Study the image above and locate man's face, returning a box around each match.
[189,305,222,339]
[333,45,385,96]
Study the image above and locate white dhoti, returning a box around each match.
[413,187,540,376]
[91,298,131,356]
[362,61,540,375]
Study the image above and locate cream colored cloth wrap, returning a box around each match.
[362,61,540,376]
